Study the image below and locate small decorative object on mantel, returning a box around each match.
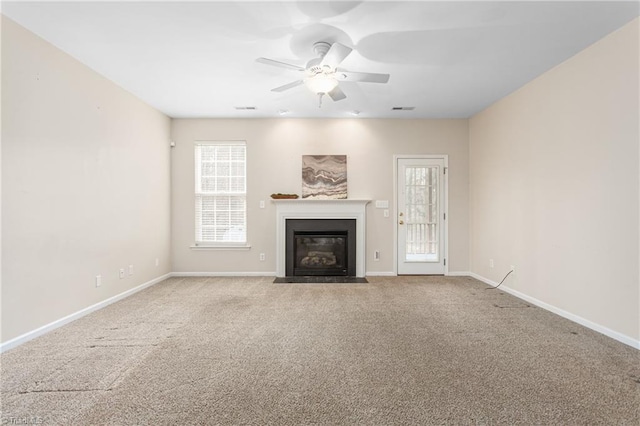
[270,193,299,199]
[302,155,347,199]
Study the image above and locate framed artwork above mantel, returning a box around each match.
[302,155,347,199]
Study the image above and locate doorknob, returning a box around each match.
[399,212,404,216]
[399,220,404,225]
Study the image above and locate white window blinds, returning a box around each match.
[194,142,246,245]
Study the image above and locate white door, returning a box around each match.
[397,157,447,275]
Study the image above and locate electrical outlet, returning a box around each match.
[95,275,102,288]
[259,253,265,261]
[119,268,125,279]
[383,209,389,218]
[259,200,265,209]
[374,250,380,261]
[489,259,494,268]
[128,265,134,276]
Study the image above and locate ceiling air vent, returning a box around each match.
[392,107,415,111]
[234,106,257,110]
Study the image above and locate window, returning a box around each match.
[194,142,246,246]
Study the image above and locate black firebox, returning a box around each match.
[285,219,356,277]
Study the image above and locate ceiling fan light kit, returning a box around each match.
[304,74,338,95]
[257,40,390,108]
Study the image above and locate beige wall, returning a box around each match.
[171,119,469,275]
[1,17,172,343]
[469,19,639,341]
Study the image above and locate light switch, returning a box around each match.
[259,200,265,209]
[375,200,389,209]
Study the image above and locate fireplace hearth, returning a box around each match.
[286,219,356,277]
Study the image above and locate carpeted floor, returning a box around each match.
[1,276,639,425]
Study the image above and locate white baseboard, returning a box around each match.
[0,273,171,354]
[447,271,471,276]
[469,272,640,350]
[369,271,472,277]
[171,271,276,277]
[365,271,397,277]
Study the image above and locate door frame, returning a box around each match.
[393,155,449,276]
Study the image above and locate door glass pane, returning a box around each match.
[404,166,438,262]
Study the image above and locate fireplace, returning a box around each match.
[286,219,356,277]
[273,199,369,278]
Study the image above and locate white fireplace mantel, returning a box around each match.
[273,199,370,277]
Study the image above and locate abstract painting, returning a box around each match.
[302,155,347,199]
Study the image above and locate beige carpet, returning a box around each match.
[1,276,639,425]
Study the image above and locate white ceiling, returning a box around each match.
[3,1,639,118]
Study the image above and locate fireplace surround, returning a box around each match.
[273,199,370,278]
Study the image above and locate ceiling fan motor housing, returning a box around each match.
[306,42,333,75]
[306,58,329,75]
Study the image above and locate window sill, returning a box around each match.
[190,244,252,251]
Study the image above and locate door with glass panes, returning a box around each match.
[397,157,447,275]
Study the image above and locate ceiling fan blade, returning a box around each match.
[256,57,305,72]
[337,71,390,84]
[328,85,347,101]
[320,42,352,68]
[271,80,304,92]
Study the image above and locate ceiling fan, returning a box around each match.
[256,41,390,107]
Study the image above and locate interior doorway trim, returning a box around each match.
[393,155,449,276]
